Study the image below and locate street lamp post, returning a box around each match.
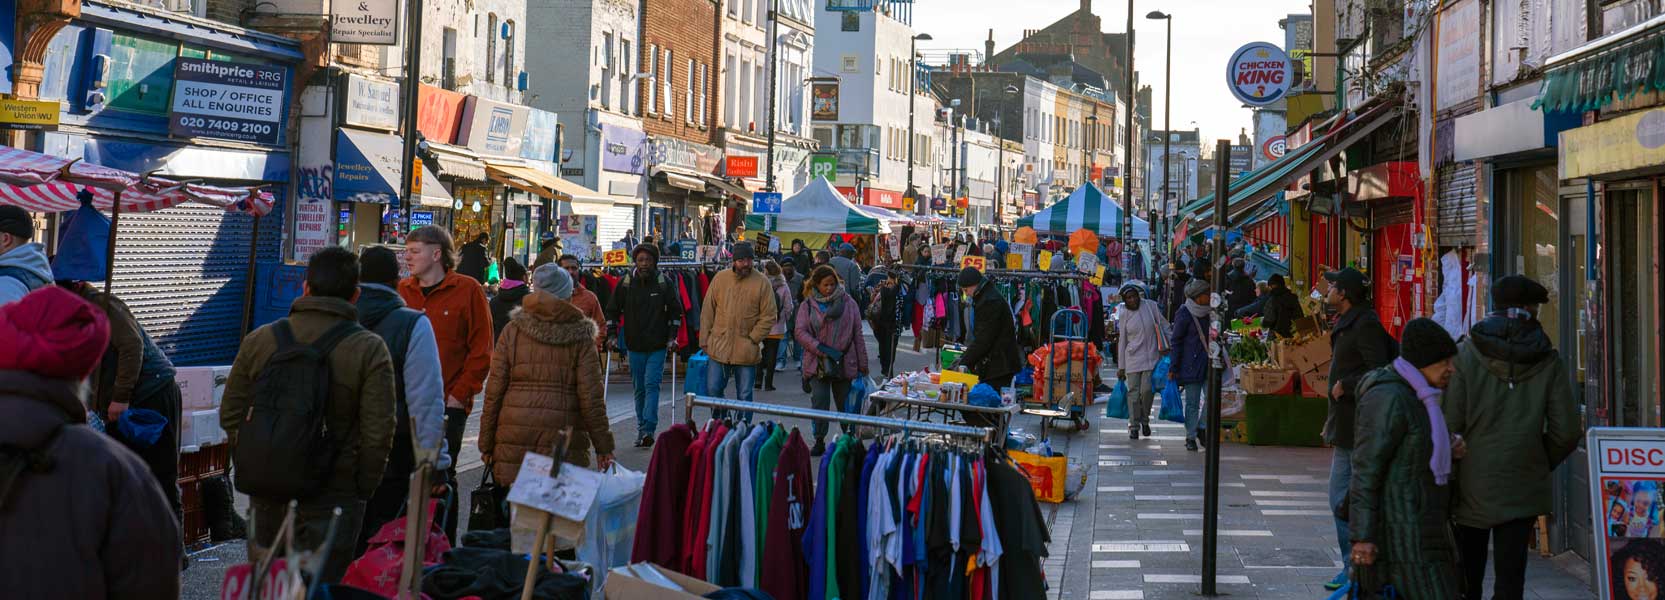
[906,32,932,212]
[765,0,780,192]
[1121,1,1135,280]
[1083,113,1098,189]
[990,84,1018,226]
[1147,10,1172,247]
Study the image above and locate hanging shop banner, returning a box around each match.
[810,154,837,181]
[457,96,531,157]
[1225,42,1292,107]
[521,108,559,162]
[331,0,399,45]
[1435,0,1481,112]
[342,74,400,131]
[0,98,59,130]
[1588,428,1665,600]
[168,58,288,146]
[417,84,467,144]
[727,156,759,178]
[811,82,839,121]
[601,124,647,174]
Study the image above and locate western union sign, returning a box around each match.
[0,99,61,130]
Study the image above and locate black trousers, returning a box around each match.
[357,433,415,556]
[442,407,467,542]
[874,324,899,377]
[124,379,182,524]
[759,338,782,387]
[1453,517,1535,600]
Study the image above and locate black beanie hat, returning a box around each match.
[956,266,984,288]
[1399,317,1459,368]
[1491,274,1549,307]
[360,246,401,285]
[501,256,527,282]
[632,242,660,263]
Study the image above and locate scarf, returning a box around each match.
[811,285,848,321]
[1183,298,1211,319]
[500,279,526,290]
[1391,357,1451,486]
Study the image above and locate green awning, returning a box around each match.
[1534,19,1665,114]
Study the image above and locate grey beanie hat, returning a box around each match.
[1184,279,1212,301]
[533,263,574,300]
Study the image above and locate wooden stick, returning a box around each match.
[519,512,551,600]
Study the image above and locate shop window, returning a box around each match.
[504,20,516,89]
[1606,187,1659,428]
[486,13,498,84]
[106,32,179,116]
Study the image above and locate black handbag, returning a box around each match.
[468,469,506,531]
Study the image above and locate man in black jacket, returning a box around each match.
[456,233,490,284]
[1237,274,1304,339]
[605,243,685,447]
[1320,266,1398,592]
[1223,258,1257,316]
[950,266,1021,390]
[1163,260,1192,321]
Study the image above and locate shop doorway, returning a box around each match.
[1605,185,1659,429]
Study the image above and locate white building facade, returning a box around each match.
[718,0,816,197]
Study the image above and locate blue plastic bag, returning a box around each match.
[1151,355,1172,386]
[1158,379,1184,423]
[1105,381,1129,419]
[684,351,709,395]
[844,375,873,414]
[117,408,168,449]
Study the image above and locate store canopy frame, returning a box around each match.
[426,142,489,182]
[484,159,607,204]
[652,166,707,193]
[417,163,454,208]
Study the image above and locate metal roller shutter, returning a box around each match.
[1437,164,1478,247]
[110,194,285,366]
[1371,199,1415,227]
[597,205,637,251]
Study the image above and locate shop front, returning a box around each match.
[647,135,724,244]
[30,1,301,364]
[1347,161,1425,338]
[586,121,648,251]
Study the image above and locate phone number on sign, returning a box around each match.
[175,116,273,138]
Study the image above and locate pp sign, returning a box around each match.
[1227,42,1291,107]
[810,154,837,181]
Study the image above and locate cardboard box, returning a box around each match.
[1300,365,1331,399]
[1238,368,1297,395]
[1282,337,1333,374]
[176,366,231,411]
[604,563,721,600]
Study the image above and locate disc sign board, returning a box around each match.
[1226,42,1292,107]
[1588,427,1665,600]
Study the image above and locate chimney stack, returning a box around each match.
[1080,0,1090,14]
[984,29,995,65]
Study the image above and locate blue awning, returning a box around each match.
[333,129,403,206]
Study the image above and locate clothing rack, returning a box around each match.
[866,391,1019,441]
[577,261,723,270]
[682,394,995,443]
[908,264,1087,280]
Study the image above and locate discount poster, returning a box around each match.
[1590,429,1665,600]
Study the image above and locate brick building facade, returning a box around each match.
[638,0,719,145]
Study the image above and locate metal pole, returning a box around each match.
[104,190,121,296]
[906,36,918,211]
[1162,16,1172,248]
[398,0,425,232]
[1121,1,1136,278]
[241,214,261,337]
[995,117,1004,227]
[1202,138,1230,596]
[764,0,779,192]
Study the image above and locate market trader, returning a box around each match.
[950,266,1022,392]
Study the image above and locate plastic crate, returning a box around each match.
[1242,394,1327,447]
[180,478,212,547]
[178,444,229,483]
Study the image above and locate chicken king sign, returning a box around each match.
[1227,42,1292,107]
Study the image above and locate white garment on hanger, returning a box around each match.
[1431,251,1466,340]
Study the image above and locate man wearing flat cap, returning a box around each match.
[1321,266,1399,592]
[1441,275,1580,600]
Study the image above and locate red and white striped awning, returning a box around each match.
[0,146,275,216]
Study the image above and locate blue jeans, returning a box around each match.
[628,350,667,437]
[1329,447,1353,573]
[1181,381,1205,440]
[706,360,756,422]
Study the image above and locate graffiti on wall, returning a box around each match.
[293,164,334,262]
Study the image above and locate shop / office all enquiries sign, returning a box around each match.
[168,58,287,146]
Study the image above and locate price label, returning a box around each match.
[1009,243,1034,269]
[954,245,968,265]
[1006,254,1024,270]
[930,244,948,264]
[1077,252,1100,275]
[681,246,696,261]
[1038,250,1054,271]
[960,255,986,273]
[1092,265,1106,286]
[603,249,628,267]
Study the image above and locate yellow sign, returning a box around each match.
[1092,266,1106,286]
[1560,108,1665,179]
[1037,250,1054,271]
[603,249,629,266]
[1005,254,1023,270]
[0,99,60,130]
[960,255,986,272]
[411,156,423,196]
[902,196,916,211]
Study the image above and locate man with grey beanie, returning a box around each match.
[533,263,573,299]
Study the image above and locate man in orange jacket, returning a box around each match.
[398,225,493,541]
[559,254,608,352]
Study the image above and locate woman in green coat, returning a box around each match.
[1349,318,1463,599]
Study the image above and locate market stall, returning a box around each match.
[1016,182,1151,239]
[744,177,892,264]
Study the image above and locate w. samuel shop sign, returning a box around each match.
[1226,42,1291,107]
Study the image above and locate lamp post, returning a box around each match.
[1083,113,1098,189]
[1147,10,1172,247]
[765,0,780,192]
[1121,1,1135,280]
[989,84,1018,227]
[906,32,932,212]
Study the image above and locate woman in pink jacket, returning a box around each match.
[793,265,868,455]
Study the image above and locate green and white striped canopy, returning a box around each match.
[744,177,890,234]
[1017,182,1151,238]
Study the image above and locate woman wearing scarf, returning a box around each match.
[793,265,868,455]
[489,257,531,340]
[1348,318,1463,599]
[757,260,794,392]
[1168,279,1216,451]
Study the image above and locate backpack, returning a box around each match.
[233,319,363,499]
[0,265,49,294]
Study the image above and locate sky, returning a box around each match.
[912,0,1313,146]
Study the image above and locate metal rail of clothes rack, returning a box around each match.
[577,261,721,270]
[865,390,1019,443]
[682,394,995,444]
[907,264,1088,279]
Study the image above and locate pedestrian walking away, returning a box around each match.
[397,225,494,543]
[700,243,778,421]
[0,286,183,598]
[1115,280,1168,440]
[480,264,615,503]
[793,264,867,454]
[221,247,397,584]
[456,232,491,284]
[352,246,452,555]
[865,266,908,379]
[1349,318,1463,599]
[605,242,685,447]
[1321,266,1399,591]
[758,260,794,392]
[1443,275,1581,600]
[1169,278,1215,452]
[489,257,531,340]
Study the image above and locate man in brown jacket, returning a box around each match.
[559,253,608,351]
[221,247,397,583]
[700,243,777,419]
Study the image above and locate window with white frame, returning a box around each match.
[601,32,614,110]
[699,62,709,126]
[686,58,696,123]
[486,13,498,84]
[620,40,633,115]
[662,48,673,120]
[647,44,659,114]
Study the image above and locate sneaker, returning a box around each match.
[1185,439,1198,452]
[1128,428,1139,440]
[1141,422,1151,437]
[1323,570,1349,591]
[633,436,648,448]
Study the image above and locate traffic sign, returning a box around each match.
[752,191,783,214]
[810,154,837,181]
